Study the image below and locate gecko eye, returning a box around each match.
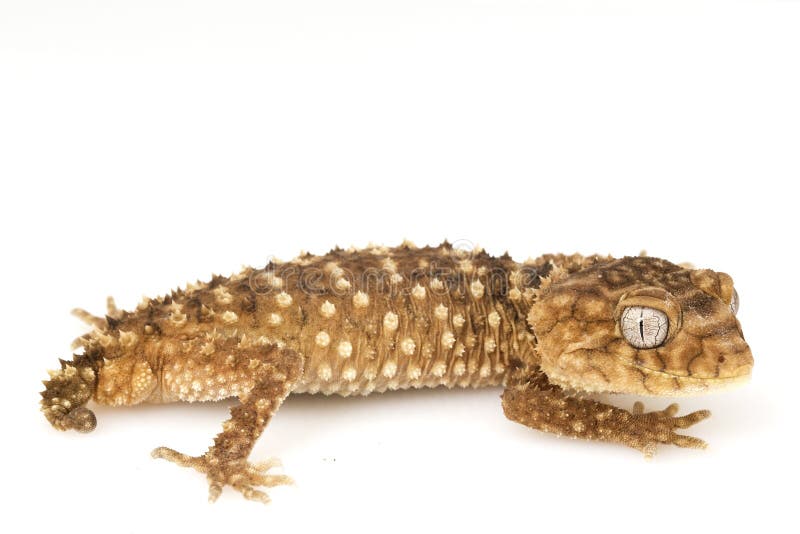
[620,306,669,349]
[730,289,739,315]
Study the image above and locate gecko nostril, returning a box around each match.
[718,356,726,363]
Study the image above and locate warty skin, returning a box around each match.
[41,242,754,503]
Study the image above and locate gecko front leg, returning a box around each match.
[501,371,710,457]
[152,346,303,504]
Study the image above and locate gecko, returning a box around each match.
[40,242,754,504]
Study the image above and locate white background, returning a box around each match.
[2,1,798,532]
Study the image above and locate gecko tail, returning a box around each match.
[40,354,99,433]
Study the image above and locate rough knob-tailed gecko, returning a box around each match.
[41,242,753,503]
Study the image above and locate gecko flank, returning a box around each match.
[41,242,754,503]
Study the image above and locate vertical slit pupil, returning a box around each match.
[638,311,645,342]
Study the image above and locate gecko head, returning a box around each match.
[527,256,753,396]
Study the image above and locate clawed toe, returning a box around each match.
[152,446,291,504]
[672,409,711,429]
[630,402,711,456]
[151,446,200,468]
[249,458,282,473]
[234,484,271,504]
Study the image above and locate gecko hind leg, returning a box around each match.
[152,346,304,504]
[70,296,122,331]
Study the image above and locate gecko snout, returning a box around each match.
[716,345,754,380]
[685,331,754,383]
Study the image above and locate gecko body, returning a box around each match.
[41,242,753,503]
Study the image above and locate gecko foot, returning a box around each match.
[628,402,711,458]
[151,446,292,504]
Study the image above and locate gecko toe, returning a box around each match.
[152,445,290,504]
[641,442,657,459]
[670,433,708,449]
[151,446,201,468]
[630,403,711,455]
[250,458,282,473]
[253,473,293,487]
[207,482,223,503]
[235,484,271,504]
[672,409,711,429]
[664,403,680,417]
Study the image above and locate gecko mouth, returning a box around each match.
[636,360,754,381]
[632,360,753,396]
[616,332,755,394]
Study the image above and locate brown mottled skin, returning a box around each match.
[40,242,754,503]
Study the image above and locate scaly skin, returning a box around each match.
[40,242,754,503]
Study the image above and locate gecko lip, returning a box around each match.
[693,346,754,381]
[727,362,754,379]
[636,359,754,382]
[629,343,755,382]
[606,341,755,396]
[633,360,753,396]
